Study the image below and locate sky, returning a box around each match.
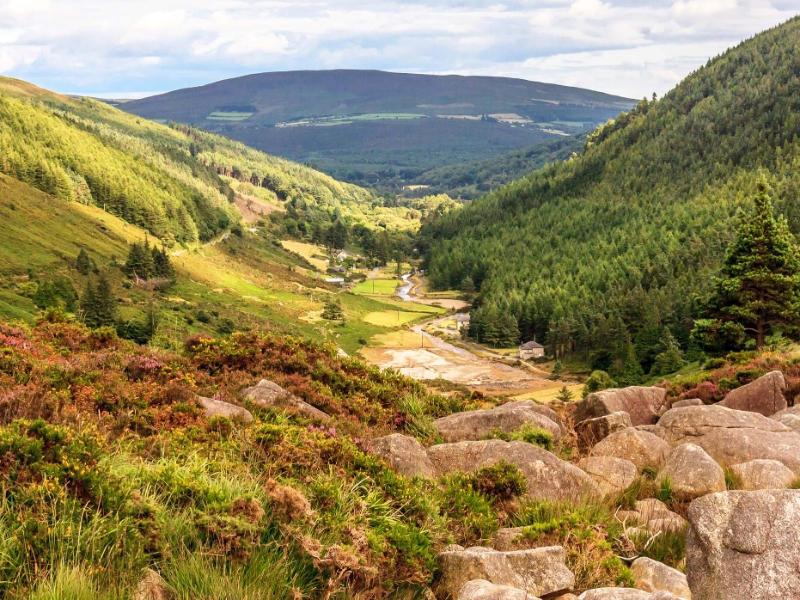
[0,0,797,100]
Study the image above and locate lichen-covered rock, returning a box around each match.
[490,528,526,552]
[457,579,533,600]
[730,459,796,490]
[577,456,637,497]
[241,379,330,420]
[435,546,574,600]
[686,490,800,600]
[434,401,562,444]
[575,412,632,450]
[718,370,787,416]
[576,387,667,426]
[656,444,725,499]
[197,396,253,423]
[630,558,690,598]
[656,405,789,444]
[370,434,436,479]
[428,440,599,502]
[590,429,670,470]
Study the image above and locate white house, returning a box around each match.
[519,340,545,360]
[455,313,470,331]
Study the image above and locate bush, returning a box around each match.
[702,357,727,370]
[582,370,617,396]
[471,461,527,503]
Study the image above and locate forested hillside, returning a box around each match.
[122,70,634,182]
[420,16,800,379]
[0,77,389,245]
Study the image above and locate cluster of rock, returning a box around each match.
[195,378,333,424]
[369,370,800,599]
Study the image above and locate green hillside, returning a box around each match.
[0,76,403,244]
[121,70,635,182]
[420,16,800,377]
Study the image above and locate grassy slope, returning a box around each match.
[0,174,438,355]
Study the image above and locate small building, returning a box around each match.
[324,277,345,285]
[519,340,545,360]
[456,313,471,331]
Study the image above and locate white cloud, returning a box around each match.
[0,0,794,98]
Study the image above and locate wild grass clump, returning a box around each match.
[512,498,634,592]
[481,423,554,451]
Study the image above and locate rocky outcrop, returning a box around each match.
[718,370,786,416]
[435,546,574,600]
[197,396,253,423]
[577,457,637,497]
[729,459,796,490]
[241,379,330,420]
[434,401,562,444]
[686,490,800,600]
[590,429,670,470]
[630,558,690,598]
[618,499,688,535]
[370,434,436,479]
[428,440,599,502]
[575,412,632,450]
[655,405,800,473]
[655,444,725,499]
[457,579,533,600]
[774,412,800,433]
[576,387,667,426]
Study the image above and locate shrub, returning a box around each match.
[582,371,617,396]
[471,461,527,503]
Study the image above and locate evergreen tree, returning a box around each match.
[555,386,574,402]
[152,246,176,281]
[550,360,564,381]
[81,274,117,328]
[76,248,91,275]
[321,296,344,321]
[650,328,685,376]
[705,180,800,351]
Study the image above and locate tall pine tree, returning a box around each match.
[705,180,800,351]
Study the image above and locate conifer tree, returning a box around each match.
[550,360,564,381]
[81,274,117,328]
[76,248,91,275]
[705,180,800,351]
[321,296,344,321]
[152,246,176,281]
[555,386,574,402]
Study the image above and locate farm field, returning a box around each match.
[352,278,403,295]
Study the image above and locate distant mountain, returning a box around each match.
[419,17,800,377]
[122,70,636,181]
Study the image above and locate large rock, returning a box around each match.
[686,490,800,600]
[428,440,599,502]
[730,459,796,490]
[133,569,168,600]
[656,444,725,499]
[630,558,690,598]
[775,412,800,433]
[370,434,436,479]
[457,579,532,600]
[671,398,703,409]
[655,405,800,473]
[434,401,562,444]
[656,405,789,444]
[435,546,574,599]
[576,387,667,426]
[617,499,688,534]
[575,412,632,450]
[197,396,253,423]
[590,429,670,470]
[242,379,330,420]
[718,370,787,416]
[577,456,637,497]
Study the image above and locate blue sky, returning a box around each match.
[0,0,796,99]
